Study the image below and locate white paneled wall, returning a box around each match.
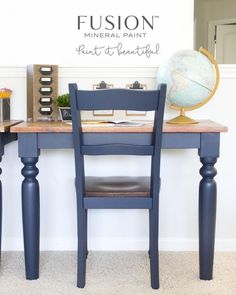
[0,65,235,251]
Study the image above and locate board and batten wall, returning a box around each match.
[0,65,234,251]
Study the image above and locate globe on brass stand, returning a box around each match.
[157,47,220,124]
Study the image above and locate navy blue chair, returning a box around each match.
[69,83,166,289]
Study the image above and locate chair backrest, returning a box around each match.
[69,83,166,198]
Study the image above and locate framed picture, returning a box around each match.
[126,81,147,116]
[126,110,147,116]
[93,110,114,116]
[93,81,114,117]
[59,107,72,121]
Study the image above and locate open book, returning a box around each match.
[81,120,149,127]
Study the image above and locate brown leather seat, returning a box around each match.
[85,176,151,197]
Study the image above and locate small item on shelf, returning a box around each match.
[0,88,12,121]
[55,93,71,121]
[0,88,12,99]
[93,81,114,116]
[126,81,147,116]
[27,64,58,121]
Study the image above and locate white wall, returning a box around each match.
[0,0,193,66]
[0,65,235,251]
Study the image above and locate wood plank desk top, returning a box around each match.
[0,120,22,132]
[10,120,228,133]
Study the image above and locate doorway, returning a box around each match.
[208,19,236,64]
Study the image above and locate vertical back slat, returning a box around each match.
[151,84,167,199]
[69,83,85,209]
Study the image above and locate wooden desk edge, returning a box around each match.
[0,120,23,133]
[10,120,228,133]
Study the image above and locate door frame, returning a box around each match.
[208,18,236,58]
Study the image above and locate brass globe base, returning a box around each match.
[167,114,198,124]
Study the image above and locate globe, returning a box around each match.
[157,47,219,124]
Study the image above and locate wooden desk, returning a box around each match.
[0,120,22,252]
[11,120,227,281]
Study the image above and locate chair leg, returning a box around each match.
[148,211,151,259]
[85,210,88,259]
[149,208,159,289]
[77,209,87,288]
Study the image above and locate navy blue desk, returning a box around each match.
[11,120,227,281]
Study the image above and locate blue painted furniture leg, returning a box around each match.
[198,133,219,280]
[85,210,88,259]
[148,213,151,259]
[77,209,87,288]
[199,156,217,280]
[21,157,40,279]
[149,170,160,289]
[0,157,2,257]
[149,208,159,289]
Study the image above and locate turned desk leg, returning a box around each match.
[198,133,220,280]
[199,156,217,280]
[21,157,40,280]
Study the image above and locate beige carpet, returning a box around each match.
[0,252,236,295]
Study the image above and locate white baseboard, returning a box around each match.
[2,237,236,252]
